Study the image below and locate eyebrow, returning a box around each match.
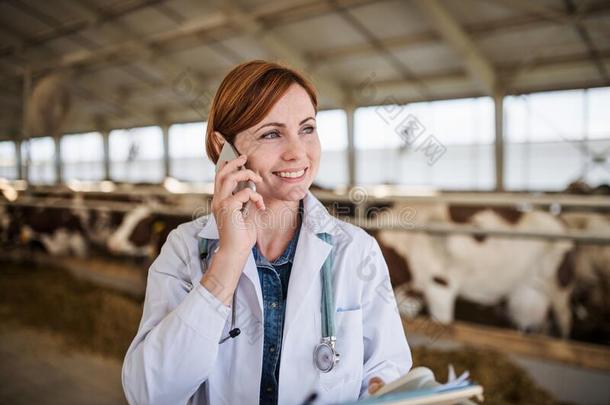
[255,116,315,132]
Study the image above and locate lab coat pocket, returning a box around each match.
[320,308,364,401]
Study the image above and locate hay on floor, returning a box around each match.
[1,260,562,403]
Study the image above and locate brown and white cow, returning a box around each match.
[561,212,610,309]
[565,180,610,196]
[374,203,574,337]
[4,204,89,258]
[0,205,11,246]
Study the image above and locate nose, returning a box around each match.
[280,134,307,162]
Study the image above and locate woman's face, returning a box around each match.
[233,84,320,204]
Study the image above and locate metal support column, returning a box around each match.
[21,68,31,182]
[494,90,505,191]
[102,129,111,181]
[15,139,22,180]
[346,105,356,188]
[161,124,170,179]
[54,136,62,183]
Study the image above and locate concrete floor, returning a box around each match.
[0,326,127,405]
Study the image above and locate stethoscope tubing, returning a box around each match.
[199,231,338,372]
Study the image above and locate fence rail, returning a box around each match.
[3,192,610,244]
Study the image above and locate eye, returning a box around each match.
[302,125,315,134]
[260,131,280,139]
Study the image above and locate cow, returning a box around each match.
[2,189,206,261]
[106,202,192,260]
[0,204,10,244]
[374,203,574,338]
[565,180,610,196]
[4,204,89,258]
[74,205,127,249]
[0,181,17,243]
[561,213,610,311]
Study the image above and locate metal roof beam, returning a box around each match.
[414,0,497,95]
[221,1,347,105]
[0,0,171,59]
[564,0,610,84]
[62,0,223,112]
[329,0,430,99]
[308,2,610,65]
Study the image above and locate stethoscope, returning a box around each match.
[198,231,339,373]
[198,238,241,343]
[312,232,340,373]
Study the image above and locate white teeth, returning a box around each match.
[276,169,305,178]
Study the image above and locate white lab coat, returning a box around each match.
[122,191,412,404]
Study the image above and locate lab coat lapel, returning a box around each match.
[197,214,263,320]
[283,192,334,335]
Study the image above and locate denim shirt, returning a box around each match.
[254,202,303,405]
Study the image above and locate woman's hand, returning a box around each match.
[211,153,265,255]
[367,377,385,395]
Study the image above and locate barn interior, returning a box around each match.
[1,0,610,404]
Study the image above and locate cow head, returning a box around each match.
[107,204,156,257]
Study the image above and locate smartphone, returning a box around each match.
[215,141,256,214]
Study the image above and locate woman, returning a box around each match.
[122,60,412,405]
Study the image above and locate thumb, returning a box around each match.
[368,377,385,394]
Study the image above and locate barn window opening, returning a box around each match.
[61,132,104,182]
[27,136,56,185]
[109,126,164,183]
[316,109,348,188]
[355,97,494,190]
[168,121,213,183]
[505,86,610,191]
[0,141,17,180]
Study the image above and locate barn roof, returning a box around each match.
[1,0,609,139]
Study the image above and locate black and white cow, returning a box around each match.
[106,203,192,260]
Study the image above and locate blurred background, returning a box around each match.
[0,0,609,404]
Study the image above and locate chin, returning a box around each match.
[280,184,310,201]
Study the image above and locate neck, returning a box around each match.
[253,197,302,256]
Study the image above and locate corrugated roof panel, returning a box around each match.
[347,0,431,38]
[270,12,364,53]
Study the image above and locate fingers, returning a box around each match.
[214,153,262,200]
[216,154,247,180]
[368,377,385,394]
[212,150,265,218]
[221,187,265,213]
[214,154,245,194]
[216,169,262,202]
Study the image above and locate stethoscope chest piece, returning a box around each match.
[314,337,339,373]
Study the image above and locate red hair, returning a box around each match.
[205,60,318,163]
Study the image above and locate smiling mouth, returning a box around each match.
[273,167,308,180]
